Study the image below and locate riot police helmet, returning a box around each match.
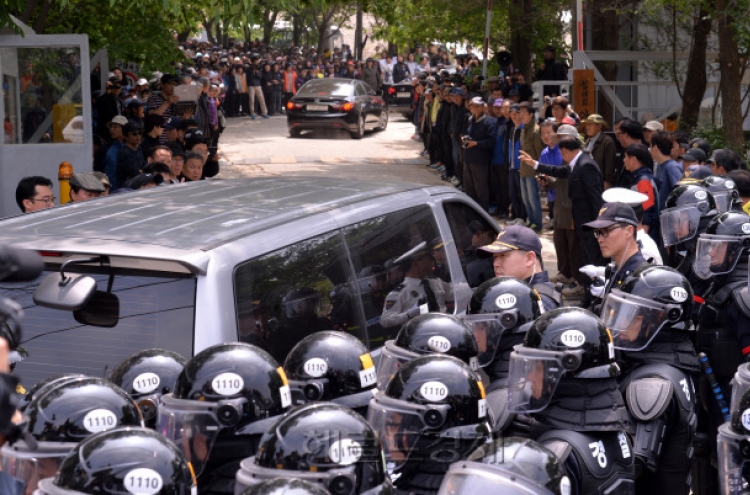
[693,211,750,280]
[437,437,571,495]
[34,427,196,495]
[1,376,143,494]
[284,331,377,410]
[376,314,480,389]
[462,276,544,367]
[601,265,693,351]
[702,175,741,213]
[368,355,492,471]
[660,184,717,246]
[109,348,187,426]
[236,403,391,495]
[156,342,291,476]
[17,373,84,412]
[239,479,332,495]
[508,307,619,414]
[283,287,322,318]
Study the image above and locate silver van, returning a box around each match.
[0,178,498,385]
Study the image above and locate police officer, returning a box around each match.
[235,402,393,495]
[369,355,492,494]
[438,437,571,495]
[284,330,378,414]
[239,479,333,495]
[270,287,332,359]
[717,363,750,493]
[702,175,741,213]
[600,265,698,493]
[0,376,143,494]
[477,225,561,310]
[108,348,187,428]
[601,187,662,265]
[507,307,635,494]
[582,203,649,301]
[376,313,481,389]
[381,242,448,329]
[34,426,197,494]
[157,342,291,495]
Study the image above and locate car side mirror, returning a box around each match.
[74,291,120,328]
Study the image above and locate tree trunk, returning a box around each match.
[292,14,301,47]
[204,17,216,45]
[587,0,619,122]
[680,6,711,130]
[215,22,223,47]
[355,4,363,60]
[716,0,744,150]
[263,10,277,46]
[509,0,532,79]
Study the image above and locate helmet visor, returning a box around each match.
[460,313,518,367]
[438,466,558,495]
[235,457,358,495]
[693,235,746,280]
[156,394,226,477]
[711,191,730,213]
[375,341,418,390]
[33,478,90,495]
[367,392,451,469]
[507,348,571,414]
[660,205,701,246]
[0,444,70,495]
[600,290,676,351]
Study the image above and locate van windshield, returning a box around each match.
[0,270,196,386]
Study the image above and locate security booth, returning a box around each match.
[0,24,92,218]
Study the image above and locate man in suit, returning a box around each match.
[520,126,605,302]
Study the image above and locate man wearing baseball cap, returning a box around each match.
[479,225,561,310]
[582,202,650,298]
[146,74,181,141]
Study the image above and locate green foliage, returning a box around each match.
[693,123,750,155]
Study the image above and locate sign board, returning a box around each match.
[573,69,595,119]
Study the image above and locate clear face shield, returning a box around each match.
[711,191,731,213]
[375,341,418,390]
[0,442,73,495]
[156,394,246,477]
[660,205,701,247]
[234,457,360,495]
[460,312,519,367]
[368,392,487,470]
[438,464,561,495]
[600,289,682,351]
[717,423,750,494]
[693,234,747,280]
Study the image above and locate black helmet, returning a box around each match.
[368,355,492,472]
[702,175,741,213]
[34,427,196,495]
[660,184,717,246]
[508,307,619,414]
[109,348,187,426]
[730,363,750,435]
[239,479,332,495]
[376,314,480,389]
[17,373,84,412]
[284,331,377,410]
[283,287,322,318]
[1,377,142,494]
[463,276,544,367]
[601,266,693,351]
[437,437,570,495]
[156,342,291,476]
[693,211,750,280]
[236,403,392,495]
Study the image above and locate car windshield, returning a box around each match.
[0,270,196,385]
[297,80,353,98]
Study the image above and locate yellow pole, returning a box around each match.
[58,161,73,204]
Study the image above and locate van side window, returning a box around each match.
[342,206,454,348]
[233,230,361,363]
[442,202,499,288]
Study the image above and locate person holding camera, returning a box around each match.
[462,97,498,212]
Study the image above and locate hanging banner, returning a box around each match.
[573,69,595,119]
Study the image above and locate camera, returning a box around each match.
[461,135,471,149]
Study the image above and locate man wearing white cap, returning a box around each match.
[135,78,149,100]
[642,120,663,145]
[462,96,498,213]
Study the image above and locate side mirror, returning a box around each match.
[74,291,120,328]
[33,272,96,310]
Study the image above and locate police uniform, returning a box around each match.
[380,276,446,328]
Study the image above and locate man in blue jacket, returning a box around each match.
[490,99,510,217]
[462,97,498,212]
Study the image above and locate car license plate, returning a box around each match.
[397,92,411,98]
[306,104,328,111]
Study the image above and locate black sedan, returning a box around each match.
[384,78,415,120]
[287,78,388,139]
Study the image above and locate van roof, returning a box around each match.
[0,178,438,262]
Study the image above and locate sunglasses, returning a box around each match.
[128,131,143,136]
[593,224,625,239]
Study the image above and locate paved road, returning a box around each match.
[214,112,563,281]
[215,113,445,184]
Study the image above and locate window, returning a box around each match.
[355,83,368,97]
[0,271,196,386]
[342,206,455,347]
[1,46,85,145]
[234,230,360,364]
[442,202,499,288]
